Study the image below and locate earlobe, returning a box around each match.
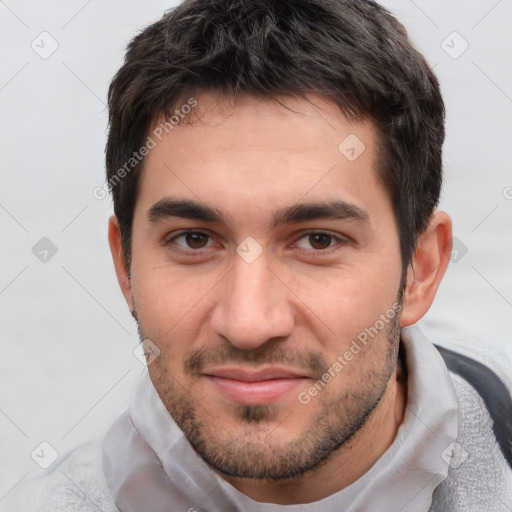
[108,215,134,312]
[400,211,452,327]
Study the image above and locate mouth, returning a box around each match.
[202,367,311,405]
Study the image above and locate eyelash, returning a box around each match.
[164,230,348,256]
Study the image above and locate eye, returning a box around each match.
[168,231,214,250]
[294,231,345,251]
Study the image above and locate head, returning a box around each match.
[107,0,452,483]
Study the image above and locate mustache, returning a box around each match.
[133,308,327,378]
[184,341,327,379]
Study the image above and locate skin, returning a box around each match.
[109,92,452,504]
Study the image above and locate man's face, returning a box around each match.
[128,93,405,479]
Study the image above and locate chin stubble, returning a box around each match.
[138,308,402,481]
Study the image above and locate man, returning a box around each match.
[6,0,511,510]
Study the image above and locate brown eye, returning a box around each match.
[308,233,333,249]
[294,231,346,252]
[185,232,209,249]
[169,231,213,251]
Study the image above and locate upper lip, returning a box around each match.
[203,367,312,382]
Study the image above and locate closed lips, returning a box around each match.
[202,367,311,381]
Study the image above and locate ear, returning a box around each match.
[108,215,134,313]
[400,211,452,327]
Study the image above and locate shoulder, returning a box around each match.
[430,339,512,510]
[433,340,512,469]
[2,439,117,512]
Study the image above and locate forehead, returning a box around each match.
[135,92,388,226]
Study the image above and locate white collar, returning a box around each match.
[102,325,458,511]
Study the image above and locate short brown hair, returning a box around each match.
[106,0,445,269]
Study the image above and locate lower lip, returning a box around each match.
[205,376,307,405]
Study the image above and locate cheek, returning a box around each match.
[286,257,401,351]
[130,259,217,343]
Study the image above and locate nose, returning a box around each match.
[210,253,295,350]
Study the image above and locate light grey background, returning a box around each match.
[1,0,511,501]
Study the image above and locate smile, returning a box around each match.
[203,367,311,405]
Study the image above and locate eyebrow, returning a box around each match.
[147,198,370,228]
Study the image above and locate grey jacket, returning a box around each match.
[4,345,512,512]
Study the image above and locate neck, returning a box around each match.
[222,358,407,504]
